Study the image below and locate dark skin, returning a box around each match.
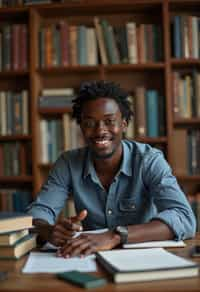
[33,97,174,257]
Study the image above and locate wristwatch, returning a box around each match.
[114,226,128,245]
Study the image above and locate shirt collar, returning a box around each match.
[83,140,132,179]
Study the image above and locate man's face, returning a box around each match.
[80,97,127,159]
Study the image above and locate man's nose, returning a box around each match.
[95,120,107,130]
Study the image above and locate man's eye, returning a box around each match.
[104,119,117,126]
[82,120,95,128]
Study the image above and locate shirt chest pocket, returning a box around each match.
[119,198,137,213]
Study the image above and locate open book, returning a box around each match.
[96,248,199,283]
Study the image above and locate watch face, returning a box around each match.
[116,226,128,244]
[116,226,127,233]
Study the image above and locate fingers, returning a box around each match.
[51,210,87,247]
[70,209,87,223]
[61,218,82,232]
[57,235,96,258]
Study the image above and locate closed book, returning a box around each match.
[172,129,188,175]
[0,212,32,234]
[0,234,36,259]
[145,90,159,137]
[94,17,108,65]
[42,88,74,96]
[86,27,98,66]
[0,229,28,246]
[96,248,199,284]
[60,20,69,66]
[77,25,87,65]
[126,22,138,64]
[135,86,146,137]
[113,26,129,64]
[173,15,182,58]
[38,95,74,108]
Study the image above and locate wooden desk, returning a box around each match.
[0,233,200,292]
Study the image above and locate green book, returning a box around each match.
[0,234,36,259]
[57,271,107,288]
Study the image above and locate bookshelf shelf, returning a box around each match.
[38,108,72,115]
[0,71,29,78]
[0,135,32,141]
[105,63,165,72]
[174,119,200,126]
[0,176,33,183]
[38,66,100,75]
[176,175,200,182]
[171,59,200,67]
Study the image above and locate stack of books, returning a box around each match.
[0,212,36,259]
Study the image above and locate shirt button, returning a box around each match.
[108,209,113,215]
[131,204,136,210]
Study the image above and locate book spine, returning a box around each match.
[145,90,159,137]
[94,17,108,65]
[60,20,69,66]
[2,25,11,70]
[77,25,87,65]
[69,25,78,66]
[20,25,28,70]
[126,22,138,64]
[86,27,98,66]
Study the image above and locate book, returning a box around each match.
[123,240,186,249]
[145,89,159,137]
[94,17,108,65]
[0,212,32,234]
[172,129,188,175]
[96,248,199,283]
[0,234,36,259]
[0,229,28,246]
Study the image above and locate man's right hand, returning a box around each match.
[48,209,88,246]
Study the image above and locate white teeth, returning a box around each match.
[95,140,109,145]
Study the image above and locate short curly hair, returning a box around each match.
[72,80,133,124]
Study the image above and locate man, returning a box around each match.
[27,80,196,258]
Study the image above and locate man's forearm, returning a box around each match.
[127,220,174,243]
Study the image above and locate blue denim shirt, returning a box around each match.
[27,140,196,240]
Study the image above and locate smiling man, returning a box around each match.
[27,80,196,257]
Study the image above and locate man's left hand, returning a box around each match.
[57,231,121,257]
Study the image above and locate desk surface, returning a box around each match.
[0,234,200,292]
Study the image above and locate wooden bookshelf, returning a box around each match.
[0,0,200,211]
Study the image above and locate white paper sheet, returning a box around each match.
[123,240,186,249]
[22,252,97,273]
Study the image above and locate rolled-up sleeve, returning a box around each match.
[27,153,71,224]
[143,151,196,240]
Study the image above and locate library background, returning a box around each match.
[0,0,200,230]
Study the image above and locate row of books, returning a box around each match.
[134,87,166,138]
[38,18,163,67]
[0,189,32,212]
[0,24,28,71]
[38,87,75,108]
[0,212,35,259]
[172,15,200,59]
[173,70,200,119]
[173,129,200,176]
[40,114,84,163]
[0,141,32,176]
[0,90,29,136]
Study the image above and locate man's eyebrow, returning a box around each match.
[82,114,117,119]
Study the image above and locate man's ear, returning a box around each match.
[122,119,128,133]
